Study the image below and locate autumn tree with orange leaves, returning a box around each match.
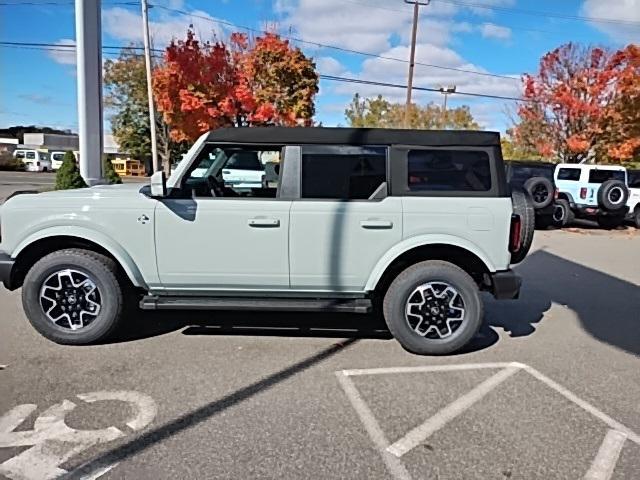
[153,31,319,143]
[515,43,640,163]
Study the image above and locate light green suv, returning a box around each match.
[0,128,532,355]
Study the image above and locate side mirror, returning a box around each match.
[150,170,167,198]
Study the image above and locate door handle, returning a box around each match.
[360,220,393,229]
[248,218,280,228]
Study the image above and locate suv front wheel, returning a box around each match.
[383,260,483,355]
[22,249,125,345]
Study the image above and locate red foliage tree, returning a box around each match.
[518,43,617,163]
[599,44,640,162]
[153,30,319,143]
[516,42,640,163]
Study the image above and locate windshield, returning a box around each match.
[166,131,210,189]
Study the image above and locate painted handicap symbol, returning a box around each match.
[0,390,157,480]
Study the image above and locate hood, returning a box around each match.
[41,182,145,198]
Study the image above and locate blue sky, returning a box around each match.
[0,0,638,134]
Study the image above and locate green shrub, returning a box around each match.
[55,151,87,190]
[0,152,25,171]
[103,156,122,184]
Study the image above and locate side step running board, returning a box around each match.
[140,296,372,314]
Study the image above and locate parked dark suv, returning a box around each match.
[505,161,565,228]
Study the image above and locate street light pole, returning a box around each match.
[403,0,430,128]
[439,85,456,129]
[141,0,159,173]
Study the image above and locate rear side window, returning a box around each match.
[588,170,625,184]
[407,149,491,192]
[301,145,387,199]
[557,168,581,181]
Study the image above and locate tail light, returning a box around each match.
[509,214,522,253]
[580,187,587,199]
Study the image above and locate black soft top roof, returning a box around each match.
[205,127,500,147]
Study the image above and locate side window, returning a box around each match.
[26,151,36,159]
[588,170,625,184]
[184,144,280,199]
[407,149,491,192]
[300,145,387,200]
[557,168,581,181]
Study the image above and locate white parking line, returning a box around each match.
[386,366,520,457]
[342,362,516,377]
[520,364,640,446]
[335,372,412,480]
[337,362,640,480]
[583,429,627,480]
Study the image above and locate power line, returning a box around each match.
[431,0,640,27]
[152,4,520,82]
[0,40,163,52]
[319,74,529,102]
[0,41,525,102]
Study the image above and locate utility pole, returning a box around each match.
[439,85,456,129]
[403,0,430,128]
[75,0,104,185]
[141,0,159,173]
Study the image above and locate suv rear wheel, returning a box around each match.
[383,260,482,355]
[22,249,125,345]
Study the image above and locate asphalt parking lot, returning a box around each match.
[1,172,639,479]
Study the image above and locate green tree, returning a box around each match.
[55,151,87,190]
[345,94,480,130]
[104,47,186,173]
[103,156,122,184]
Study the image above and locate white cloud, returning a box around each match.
[321,42,521,131]
[47,38,76,65]
[479,23,511,41]
[103,7,226,47]
[315,56,346,75]
[581,0,640,42]
[275,0,414,53]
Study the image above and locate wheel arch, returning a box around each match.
[10,229,146,290]
[366,239,494,295]
[557,191,575,205]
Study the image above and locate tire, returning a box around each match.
[523,177,554,209]
[597,180,629,212]
[552,199,574,228]
[634,208,640,229]
[383,260,483,355]
[21,249,124,345]
[596,215,624,230]
[510,188,535,264]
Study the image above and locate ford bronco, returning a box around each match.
[0,128,532,355]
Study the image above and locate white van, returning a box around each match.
[13,150,52,172]
[50,151,66,170]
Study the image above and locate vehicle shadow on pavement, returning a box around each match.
[114,250,639,357]
[485,249,640,357]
